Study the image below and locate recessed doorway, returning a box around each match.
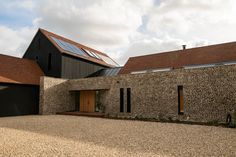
[79,90,95,112]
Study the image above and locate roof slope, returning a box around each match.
[119,42,236,74]
[87,67,122,77]
[39,28,119,67]
[0,54,44,85]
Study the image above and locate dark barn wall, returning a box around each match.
[61,54,106,79]
[23,31,62,78]
[0,83,39,117]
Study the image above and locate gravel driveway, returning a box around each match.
[0,115,235,157]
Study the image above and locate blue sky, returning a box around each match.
[0,0,36,28]
[0,0,236,65]
[0,10,35,28]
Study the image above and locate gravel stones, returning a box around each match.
[0,115,235,157]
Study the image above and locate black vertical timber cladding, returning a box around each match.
[23,30,62,78]
[48,53,52,70]
[23,30,109,79]
[61,54,107,79]
[0,83,39,117]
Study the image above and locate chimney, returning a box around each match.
[182,45,186,50]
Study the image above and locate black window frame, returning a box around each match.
[120,88,124,112]
[178,85,184,115]
[127,88,131,113]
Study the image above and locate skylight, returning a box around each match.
[82,48,101,60]
[152,68,171,72]
[96,54,119,66]
[131,70,147,74]
[184,64,215,69]
[51,36,88,57]
[223,61,236,65]
[131,68,171,74]
[93,52,102,59]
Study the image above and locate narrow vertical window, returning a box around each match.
[35,56,39,62]
[38,38,41,49]
[178,85,184,114]
[48,53,52,70]
[127,88,131,113]
[120,88,124,112]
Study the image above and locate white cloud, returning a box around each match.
[116,33,209,64]
[0,0,236,65]
[0,0,35,11]
[35,0,153,49]
[31,0,154,65]
[0,26,36,57]
[147,0,236,43]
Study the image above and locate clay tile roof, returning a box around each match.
[39,28,119,67]
[119,41,236,74]
[0,54,44,85]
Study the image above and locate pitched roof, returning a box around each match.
[87,67,122,77]
[39,28,119,67]
[0,54,44,85]
[119,41,236,74]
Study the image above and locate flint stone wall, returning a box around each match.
[40,64,236,123]
[39,77,74,114]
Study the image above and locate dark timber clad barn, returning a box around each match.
[0,28,119,117]
[0,54,44,117]
[23,28,119,79]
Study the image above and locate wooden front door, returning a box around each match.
[80,91,95,112]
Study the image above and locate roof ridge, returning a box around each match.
[39,28,118,67]
[39,28,109,57]
[0,53,36,62]
[131,41,236,59]
[0,53,22,59]
[120,41,236,74]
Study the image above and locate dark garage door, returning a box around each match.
[0,83,39,117]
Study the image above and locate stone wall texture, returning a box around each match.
[39,76,74,114]
[40,64,236,123]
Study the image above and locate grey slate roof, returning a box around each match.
[87,67,122,77]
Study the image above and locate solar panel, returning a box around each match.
[51,36,67,50]
[51,36,119,66]
[51,36,88,57]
